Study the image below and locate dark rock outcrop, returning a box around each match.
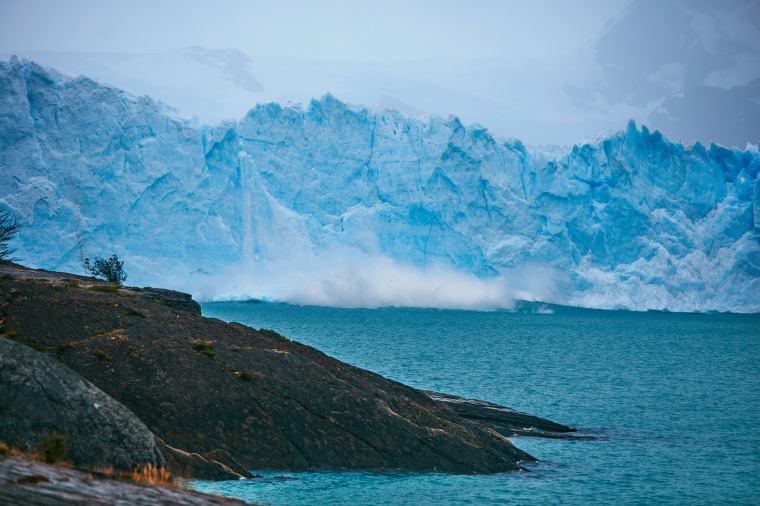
[156,438,254,480]
[0,456,246,505]
[0,338,164,472]
[0,264,574,473]
[132,287,202,315]
[424,391,594,439]
[200,450,256,479]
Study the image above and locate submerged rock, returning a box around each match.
[424,391,596,440]
[0,338,164,471]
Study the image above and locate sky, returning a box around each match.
[1,0,758,147]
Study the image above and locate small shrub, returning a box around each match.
[127,344,148,360]
[126,308,145,317]
[0,331,18,339]
[193,341,216,357]
[83,255,127,285]
[39,432,68,464]
[151,298,167,306]
[61,279,80,288]
[93,349,112,362]
[235,371,254,382]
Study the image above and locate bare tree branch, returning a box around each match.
[0,210,23,262]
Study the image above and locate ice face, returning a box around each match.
[1,58,758,312]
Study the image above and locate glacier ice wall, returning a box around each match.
[1,58,758,312]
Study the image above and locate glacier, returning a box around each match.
[1,57,758,312]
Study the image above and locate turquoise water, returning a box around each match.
[192,302,760,505]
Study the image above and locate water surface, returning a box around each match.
[192,302,760,505]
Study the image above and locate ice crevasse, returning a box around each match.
[0,58,758,312]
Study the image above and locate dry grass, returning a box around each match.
[2,442,178,489]
[0,441,38,459]
[90,284,122,295]
[89,284,134,298]
[119,464,177,488]
[0,439,70,466]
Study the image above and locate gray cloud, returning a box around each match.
[569,0,760,146]
[1,0,755,147]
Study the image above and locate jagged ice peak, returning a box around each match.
[1,58,758,312]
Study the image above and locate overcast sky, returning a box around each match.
[1,0,758,147]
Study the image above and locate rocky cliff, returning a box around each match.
[0,264,574,474]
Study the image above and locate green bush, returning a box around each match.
[83,255,127,285]
[40,432,68,464]
[193,342,216,357]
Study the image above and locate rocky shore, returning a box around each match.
[0,456,246,505]
[0,263,577,493]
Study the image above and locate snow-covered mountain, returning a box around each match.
[1,58,758,312]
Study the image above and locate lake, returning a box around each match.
[191,302,760,505]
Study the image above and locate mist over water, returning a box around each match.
[186,248,564,310]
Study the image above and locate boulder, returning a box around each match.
[0,338,164,471]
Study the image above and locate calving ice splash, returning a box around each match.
[1,58,758,312]
[188,247,562,310]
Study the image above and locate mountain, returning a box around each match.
[568,0,760,149]
[1,58,758,312]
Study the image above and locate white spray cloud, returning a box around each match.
[186,246,564,311]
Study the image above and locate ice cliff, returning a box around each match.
[1,58,758,312]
